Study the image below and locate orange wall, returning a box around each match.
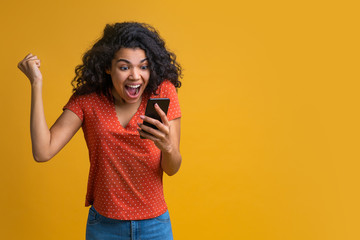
[1,0,360,239]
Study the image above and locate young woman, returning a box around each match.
[18,22,182,240]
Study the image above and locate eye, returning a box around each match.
[140,65,148,70]
[119,66,129,71]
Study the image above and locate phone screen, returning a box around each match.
[140,98,170,138]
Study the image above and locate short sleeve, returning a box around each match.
[63,94,84,121]
[160,81,181,121]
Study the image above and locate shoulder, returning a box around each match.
[160,80,176,89]
[64,91,112,121]
[65,92,111,112]
[154,80,178,98]
[69,91,109,104]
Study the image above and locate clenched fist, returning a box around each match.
[18,53,43,85]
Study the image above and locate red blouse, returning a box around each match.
[64,80,181,220]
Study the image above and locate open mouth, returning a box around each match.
[125,84,141,97]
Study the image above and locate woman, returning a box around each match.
[18,22,182,240]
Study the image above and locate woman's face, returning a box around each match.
[107,47,150,104]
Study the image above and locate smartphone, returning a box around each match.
[140,98,170,139]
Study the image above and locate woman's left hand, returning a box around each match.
[138,103,174,153]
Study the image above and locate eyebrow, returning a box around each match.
[116,58,148,64]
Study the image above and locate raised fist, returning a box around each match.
[18,53,43,85]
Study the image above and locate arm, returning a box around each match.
[160,118,182,176]
[18,54,82,162]
[138,104,182,176]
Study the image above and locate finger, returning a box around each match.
[140,115,168,133]
[18,59,31,69]
[25,59,40,68]
[154,103,169,126]
[24,53,33,59]
[138,128,158,141]
[20,58,38,69]
[19,54,36,65]
[18,55,31,68]
[17,61,23,69]
[26,56,39,61]
[23,60,37,70]
[35,60,41,67]
[138,122,166,139]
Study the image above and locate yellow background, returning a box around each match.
[1,0,359,239]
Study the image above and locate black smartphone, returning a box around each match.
[140,98,170,138]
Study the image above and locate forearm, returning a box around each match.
[161,147,182,176]
[30,83,52,162]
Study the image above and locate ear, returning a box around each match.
[105,69,111,74]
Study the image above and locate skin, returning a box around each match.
[107,48,150,105]
[107,48,149,127]
[18,49,181,176]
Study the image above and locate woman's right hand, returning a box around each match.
[18,53,43,85]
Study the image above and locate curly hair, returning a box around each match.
[72,22,182,97]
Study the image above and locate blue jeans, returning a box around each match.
[86,206,173,240]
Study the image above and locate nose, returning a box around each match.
[130,67,140,80]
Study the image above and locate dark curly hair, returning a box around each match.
[72,22,182,96]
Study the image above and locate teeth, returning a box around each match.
[127,84,140,88]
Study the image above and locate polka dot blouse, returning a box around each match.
[63,80,181,220]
